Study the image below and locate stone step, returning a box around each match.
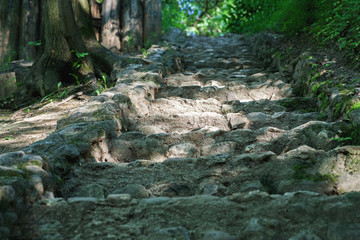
[57,144,353,199]
[130,112,230,134]
[227,111,320,130]
[162,70,289,88]
[135,96,320,132]
[222,97,318,115]
[156,83,291,102]
[148,97,223,115]
[24,191,360,240]
[111,120,341,163]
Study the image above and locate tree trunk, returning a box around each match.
[23,0,137,97]
[121,0,143,51]
[89,0,101,41]
[18,0,41,61]
[143,0,162,47]
[0,0,21,63]
[23,0,72,97]
[101,0,122,51]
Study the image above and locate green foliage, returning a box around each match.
[336,124,360,146]
[69,50,89,85]
[221,0,317,34]
[28,40,41,46]
[40,81,67,103]
[162,0,225,36]
[217,0,360,65]
[142,48,150,59]
[332,137,352,143]
[309,0,360,67]
[348,102,360,114]
[94,74,110,96]
[0,94,15,108]
[162,0,188,33]
[71,50,88,70]
[222,0,271,33]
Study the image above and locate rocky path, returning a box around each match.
[2,32,360,239]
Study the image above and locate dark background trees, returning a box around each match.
[0,0,359,102]
[0,0,162,98]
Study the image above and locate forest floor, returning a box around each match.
[0,93,91,153]
[2,31,360,239]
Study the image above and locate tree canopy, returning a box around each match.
[163,0,360,66]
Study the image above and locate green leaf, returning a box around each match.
[41,93,53,103]
[69,73,78,81]
[72,61,81,69]
[75,52,89,58]
[4,137,12,140]
[28,40,41,46]
[58,90,67,99]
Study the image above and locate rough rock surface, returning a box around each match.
[1,31,360,239]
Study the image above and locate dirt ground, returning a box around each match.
[0,93,90,154]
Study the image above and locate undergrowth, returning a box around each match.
[221,0,360,67]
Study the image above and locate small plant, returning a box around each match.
[40,81,67,103]
[69,50,89,85]
[144,36,154,49]
[94,74,109,95]
[125,32,134,51]
[40,93,53,103]
[101,74,107,86]
[321,174,339,184]
[347,102,360,114]
[0,94,15,108]
[71,50,89,70]
[69,73,80,85]
[142,48,150,59]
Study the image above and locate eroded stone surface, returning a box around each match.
[2,30,360,239]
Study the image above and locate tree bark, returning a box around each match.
[18,0,41,61]
[143,0,162,46]
[101,0,122,51]
[121,0,143,51]
[23,0,135,97]
[89,0,101,41]
[24,0,72,97]
[0,0,21,63]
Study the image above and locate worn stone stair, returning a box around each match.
[2,31,360,239]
